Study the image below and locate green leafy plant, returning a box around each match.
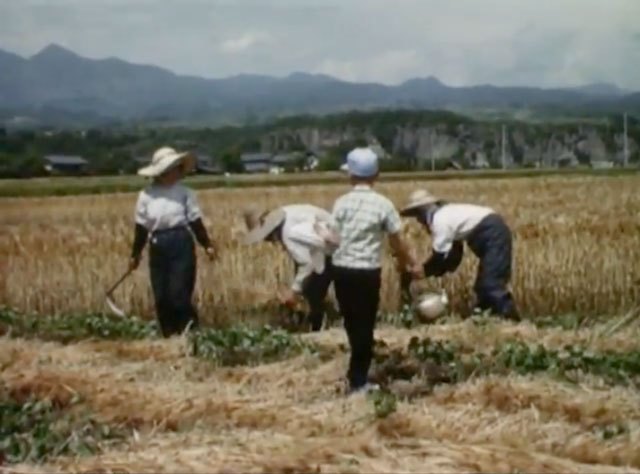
[191,324,313,366]
[0,390,128,464]
[380,304,417,328]
[408,337,458,365]
[593,422,629,441]
[368,389,397,418]
[533,313,584,330]
[493,341,640,384]
[0,306,156,342]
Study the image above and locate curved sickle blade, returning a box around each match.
[104,269,132,317]
[106,294,127,317]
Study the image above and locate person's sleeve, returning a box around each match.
[424,240,464,277]
[423,251,449,277]
[134,191,148,227]
[188,218,212,249]
[185,188,203,222]
[431,217,454,254]
[131,224,149,259]
[444,240,464,272]
[383,201,403,234]
[285,237,315,294]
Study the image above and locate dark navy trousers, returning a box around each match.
[466,214,517,318]
[149,226,199,337]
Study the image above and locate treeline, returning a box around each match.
[0,109,638,178]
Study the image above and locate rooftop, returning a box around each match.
[241,152,272,163]
[44,155,88,165]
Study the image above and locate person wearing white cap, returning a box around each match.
[400,189,519,321]
[331,147,420,393]
[243,204,340,331]
[129,147,217,337]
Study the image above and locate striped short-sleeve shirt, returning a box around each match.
[331,184,402,269]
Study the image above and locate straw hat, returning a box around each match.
[137,147,195,178]
[243,207,286,245]
[400,189,439,216]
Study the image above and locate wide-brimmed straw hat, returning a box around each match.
[243,207,286,245]
[137,147,195,178]
[400,189,440,216]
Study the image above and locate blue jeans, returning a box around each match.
[149,227,199,337]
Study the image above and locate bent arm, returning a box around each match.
[424,240,464,277]
[445,240,464,272]
[131,224,149,260]
[188,218,213,249]
[423,251,448,277]
[285,232,318,293]
[388,232,416,271]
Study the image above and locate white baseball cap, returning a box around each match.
[346,147,378,178]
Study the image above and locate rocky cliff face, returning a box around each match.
[257,122,638,168]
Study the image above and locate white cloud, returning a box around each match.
[0,0,638,89]
[220,32,272,53]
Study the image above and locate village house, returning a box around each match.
[195,153,223,175]
[240,152,273,173]
[43,155,89,175]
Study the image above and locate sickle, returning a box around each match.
[105,269,133,317]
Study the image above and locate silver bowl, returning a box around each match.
[414,290,449,322]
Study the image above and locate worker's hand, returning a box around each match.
[205,246,217,262]
[278,287,299,308]
[128,256,141,272]
[409,262,424,280]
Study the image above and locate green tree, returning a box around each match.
[316,152,342,171]
[220,146,243,173]
[0,154,44,178]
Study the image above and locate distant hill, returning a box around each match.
[1,44,638,128]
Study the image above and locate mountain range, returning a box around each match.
[1,44,638,128]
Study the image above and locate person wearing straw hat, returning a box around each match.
[243,204,340,332]
[332,147,421,394]
[400,189,519,321]
[128,146,217,337]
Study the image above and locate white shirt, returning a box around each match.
[429,203,495,254]
[134,183,203,232]
[281,204,339,293]
[331,184,402,269]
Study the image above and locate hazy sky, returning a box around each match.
[2,0,639,89]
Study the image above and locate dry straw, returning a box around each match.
[3,314,640,473]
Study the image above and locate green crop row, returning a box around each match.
[0,389,128,464]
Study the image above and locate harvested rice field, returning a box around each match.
[2,173,640,473]
[2,315,640,473]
